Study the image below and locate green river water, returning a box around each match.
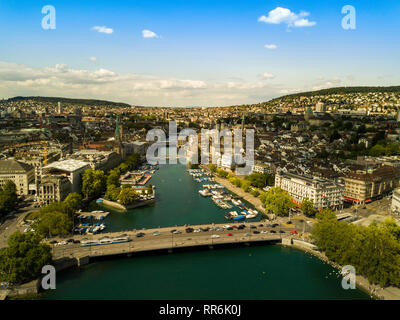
[42,164,371,300]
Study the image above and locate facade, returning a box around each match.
[0,159,35,195]
[252,163,272,174]
[37,175,71,205]
[42,159,90,193]
[343,165,399,203]
[275,171,344,210]
[391,188,400,215]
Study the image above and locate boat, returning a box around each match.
[233,215,246,221]
[199,189,212,197]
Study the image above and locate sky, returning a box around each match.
[0,0,399,107]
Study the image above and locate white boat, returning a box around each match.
[199,189,211,197]
[245,213,257,219]
[232,199,242,206]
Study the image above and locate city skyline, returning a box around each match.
[0,0,399,106]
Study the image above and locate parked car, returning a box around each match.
[136,232,145,238]
[211,235,220,239]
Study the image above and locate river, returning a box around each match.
[42,164,371,300]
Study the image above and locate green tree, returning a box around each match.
[300,198,317,217]
[62,193,82,217]
[34,211,73,238]
[216,169,229,178]
[105,184,121,201]
[107,169,121,187]
[312,217,400,287]
[0,231,52,284]
[259,187,295,216]
[208,164,217,173]
[240,180,252,192]
[82,169,106,199]
[245,172,274,188]
[0,181,18,218]
[118,188,139,206]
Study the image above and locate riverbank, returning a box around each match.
[281,231,400,300]
[210,170,400,300]
[212,175,267,215]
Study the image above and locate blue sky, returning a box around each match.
[0,0,399,106]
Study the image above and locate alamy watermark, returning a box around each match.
[146,121,255,175]
[41,265,56,290]
[41,5,56,30]
[342,5,356,30]
[341,265,356,290]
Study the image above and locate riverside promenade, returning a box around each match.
[212,176,267,214]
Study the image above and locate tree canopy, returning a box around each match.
[0,231,52,284]
[259,187,295,216]
[82,169,107,199]
[0,181,18,218]
[312,212,400,287]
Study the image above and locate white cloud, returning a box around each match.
[264,44,278,50]
[312,77,342,91]
[142,30,159,39]
[294,19,316,27]
[92,26,114,34]
[0,62,288,106]
[89,57,97,62]
[258,7,316,28]
[259,72,275,80]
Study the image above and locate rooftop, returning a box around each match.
[43,159,90,172]
[0,159,33,174]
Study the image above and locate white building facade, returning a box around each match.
[275,171,344,210]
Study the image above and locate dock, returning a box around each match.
[77,211,110,220]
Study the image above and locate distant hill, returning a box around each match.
[5,96,131,108]
[270,86,400,102]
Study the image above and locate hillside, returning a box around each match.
[4,96,131,108]
[271,86,400,102]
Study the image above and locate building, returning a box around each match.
[343,165,399,203]
[0,159,35,195]
[252,163,272,174]
[275,171,344,210]
[391,188,400,215]
[315,102,326,113]
[67,150,121,172]
[37,175,71,206]
[42,159,90,193]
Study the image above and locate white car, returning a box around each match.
[194,229,201,233]
[211,235,220,239]
[223,225,231,229]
